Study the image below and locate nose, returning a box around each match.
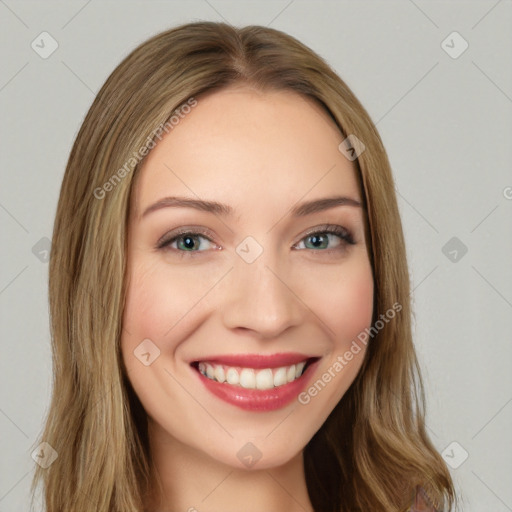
[220,249,304,339]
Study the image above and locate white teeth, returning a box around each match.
[214,365,226,383]
[295,361,306,378]
[286,364,296,383]
[239,368,256,389]
[273,367,287,387]
[226,367,239,385]
[205,363,215,380]
[256,369,274,390]
[197,360,309,389]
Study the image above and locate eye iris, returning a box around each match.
[178,235,199,251]
[307,234,328,249]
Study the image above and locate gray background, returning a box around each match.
[1,1,511,510]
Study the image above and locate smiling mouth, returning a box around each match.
[191,358,318,391]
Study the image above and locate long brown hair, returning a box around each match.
[30,21,456,511]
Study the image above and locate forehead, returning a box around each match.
[131,87,361,219]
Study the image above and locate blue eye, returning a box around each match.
[295,226,355,251]
[157,231,216,254]
[157,224,355,256]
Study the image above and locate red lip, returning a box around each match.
[190,352,316,369]
[191,357,321,412]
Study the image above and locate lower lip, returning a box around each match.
[193,360,319,412]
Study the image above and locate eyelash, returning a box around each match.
[156,224,355,258]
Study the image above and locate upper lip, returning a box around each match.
[191,352,319,369]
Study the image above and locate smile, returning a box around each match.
[197,361,308,390]
[190,353,320,411]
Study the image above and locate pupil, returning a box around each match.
[311,235,324,247]
[183,236,195,250]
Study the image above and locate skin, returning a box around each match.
[121,85,374,512]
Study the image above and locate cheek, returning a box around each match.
[122,259,209,345]
[339,269,374,341]
[122,261,167,343]
[305,254,374,345]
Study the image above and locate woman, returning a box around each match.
[30,21,456,511]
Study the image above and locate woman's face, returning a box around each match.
[121,86,374,469]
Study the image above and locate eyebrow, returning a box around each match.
[141,195,362,219]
